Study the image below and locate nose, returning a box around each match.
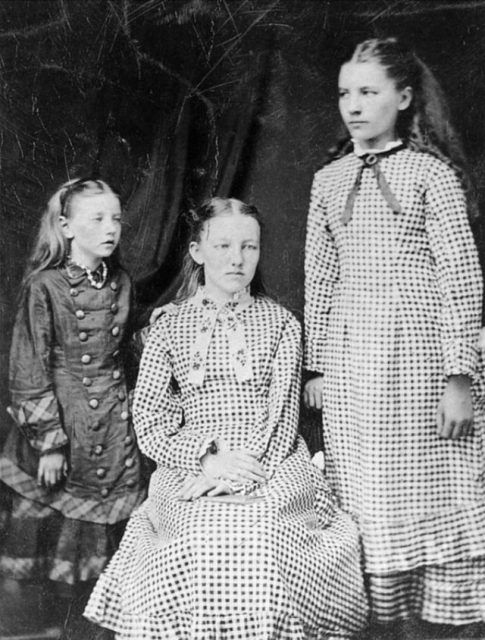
[104,217,118,235]
[348,93,362,114]
[230,246,243,265]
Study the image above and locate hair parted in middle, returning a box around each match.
[326,36,477,219]
[175,196,265,302]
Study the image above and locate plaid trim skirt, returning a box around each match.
[0,492,126,585]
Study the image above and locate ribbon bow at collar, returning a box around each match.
[187,288,253,387]
[342,141,405,225]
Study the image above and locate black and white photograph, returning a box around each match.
[1,1,485,639]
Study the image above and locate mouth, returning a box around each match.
[101,240,115,247]
[226,272,244,276]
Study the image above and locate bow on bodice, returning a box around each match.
[187,289,253,387]
[342,142,405,225]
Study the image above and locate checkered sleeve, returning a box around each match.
[233,311,303,495]
[304,170,339,372]
[253,312,302,466]
[425,162,483,378]
[8,281,68,453]
[133,318,214,474]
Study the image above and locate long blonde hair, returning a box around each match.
[23,178,119,288]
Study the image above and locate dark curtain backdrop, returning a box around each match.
[2,0,485,452]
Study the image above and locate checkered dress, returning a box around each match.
[85,294,369,639]
[304,146,485,623]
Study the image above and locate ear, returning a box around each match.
[398,86,413,111]
[59,215,74,240]
[189,241,203,265]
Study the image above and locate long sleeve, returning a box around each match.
[246,312,303,478]
[303,171,339,373]
[9,281,68,453]
[425,163,483,378]
[133,318,216,474]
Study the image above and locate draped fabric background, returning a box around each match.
[1,0,485,458]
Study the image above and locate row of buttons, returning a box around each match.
[94,436,132,455]
[74,304,119,319]
[79,326,120,342]
[82,370,121,386]
[99,476,137,497]
[70,278,137,497]
[96,457,134,477]
[70,282,119,296]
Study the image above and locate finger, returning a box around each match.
[455,420,471,440]
[230,463,265,479]
[441,419,455,440]
[235,455,264,469]
[457,421,469,439]
[182,477,213,500]
[177,478,197,499]
[303,390,310,408]
[436,407,445,436]
[314,390,323,410]
[207,481,230,497]
[237,470,266,483]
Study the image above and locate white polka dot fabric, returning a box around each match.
[85,296,369,638]
[304,147,485,622]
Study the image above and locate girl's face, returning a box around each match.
[338,60,412,150]
[60,191,122,269]
[189,212,260,301]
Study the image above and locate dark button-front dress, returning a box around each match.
[85,291,369,639]
[0,263,146,584]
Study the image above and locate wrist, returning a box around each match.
[447,374,471,389]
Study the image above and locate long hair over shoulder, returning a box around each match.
[174,197,266,303]
[327,37,478,220]
[22,178,121,290]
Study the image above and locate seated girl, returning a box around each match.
[84,197,368,640]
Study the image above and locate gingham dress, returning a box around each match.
[85,293,369,639]
[304,146,485,623]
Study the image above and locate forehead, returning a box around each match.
[203,212,260,238]
[69,190,120,215]
[339,60,393,87]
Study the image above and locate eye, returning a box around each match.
[338,90,348,98]
[244,243,258,251]
[215,243,230,249]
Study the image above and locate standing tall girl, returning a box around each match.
[0,179,145,628]
[304,37,485,633]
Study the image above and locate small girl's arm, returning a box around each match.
[9,281,69,457]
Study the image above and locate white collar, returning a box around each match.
[352,138,403,157]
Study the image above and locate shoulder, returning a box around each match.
[22,269,64,300]
[314,153,353,182]
[402,148,461,185]
[252,296,301,335]
[147,300,185,335]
